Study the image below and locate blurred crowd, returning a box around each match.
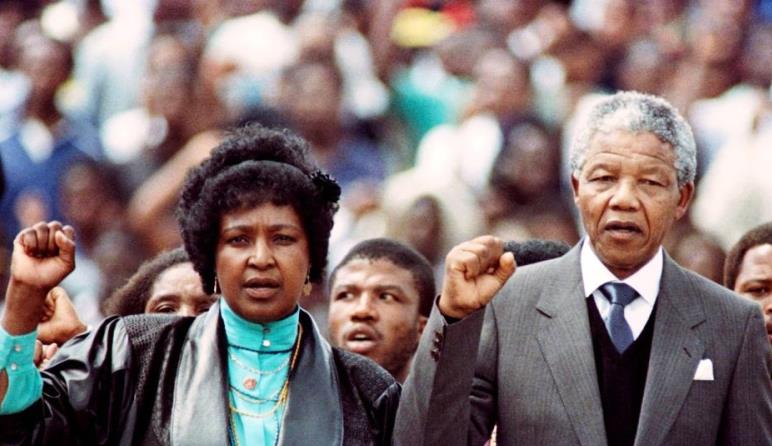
[0,0,771,326]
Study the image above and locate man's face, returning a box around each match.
[328,258,427,381]
[733,243,772,346]
[572,130,694,278]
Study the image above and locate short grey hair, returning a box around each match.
[569,91,697,186]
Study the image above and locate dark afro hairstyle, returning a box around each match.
[176,124,340,294]
[723,222,772,290]
[101,247,191,316]
[328,238,436,318]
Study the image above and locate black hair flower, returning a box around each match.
[311,171,341,204]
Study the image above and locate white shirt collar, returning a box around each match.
[580,238,662,304]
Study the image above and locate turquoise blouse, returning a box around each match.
[220,300,299,446]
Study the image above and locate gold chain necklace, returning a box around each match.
[228,352,290,376]
[230,384,282,404]
[228,324,303,446]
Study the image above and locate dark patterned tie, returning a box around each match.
[599,283,638,353]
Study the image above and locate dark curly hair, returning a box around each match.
[329,238,436,317]
[176,124,340,294]
[724,222,772,290]
[102,247,190,316]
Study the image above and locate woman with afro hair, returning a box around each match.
[0,125,400,445]
[101,247,216,317]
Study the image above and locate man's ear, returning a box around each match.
[416,315,428,338]
[675,181,695,220]
[570,174,581,204]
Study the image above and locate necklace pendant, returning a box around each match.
[243,377,257,390]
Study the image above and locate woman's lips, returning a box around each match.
[244,286,279,299]
[243,277,280,299]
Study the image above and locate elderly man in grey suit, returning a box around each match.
[395,91,772,446]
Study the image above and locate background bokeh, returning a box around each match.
[1,0,770,324]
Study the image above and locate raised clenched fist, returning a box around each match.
[2,222,77,336]
[438,235,516,319]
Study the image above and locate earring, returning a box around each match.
[303,274,312,296]
[214,276,220,295]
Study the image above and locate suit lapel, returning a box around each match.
[172,302,230,445]
[535,247,608,446]
[634,257,706,446]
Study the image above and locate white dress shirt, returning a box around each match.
[580,239,662,340]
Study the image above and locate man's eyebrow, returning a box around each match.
[584,161,615,171]
[372,284,406,293]
[331,282,359,291]
[740,277,772,285]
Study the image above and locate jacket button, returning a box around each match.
[430,348,440,361]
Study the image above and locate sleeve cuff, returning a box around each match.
[0,325,37,370]
[0,325,42,414]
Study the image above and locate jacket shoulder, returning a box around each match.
[122,314,194,349]
[332,347,397,400]
[332,347,400,445]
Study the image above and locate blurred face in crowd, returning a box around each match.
[572,130,694,279]
[403,197,443,265]
[435,30,495,79]
[740,25,772,85]
[664,61,734,112]
[616,40,668,93]
[495,123,557,200]
[595,0,635,49]
[328,258,427,382]
[146,34,190,74]
[59,162,121,246]
[215,203,310,323]
[279,63,342,136]
[296,13,337,62]
[673,233,725,284]
[471,49,530,117]
[143,36,192,127]
[145,262,216,316]
[144,71,191,127]
[555,38,606,84]
[733,244,772,345]
[690,17,742,65]
[17,35,71,102]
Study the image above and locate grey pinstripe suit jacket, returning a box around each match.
[395,245,772,446]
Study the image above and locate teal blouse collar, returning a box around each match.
[220,299,299,352]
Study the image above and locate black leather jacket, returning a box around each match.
[0,302,400,445]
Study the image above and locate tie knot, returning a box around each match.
[601,282,638,306]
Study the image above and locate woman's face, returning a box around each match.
[215,203,310,323]
[145,262,216,317]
